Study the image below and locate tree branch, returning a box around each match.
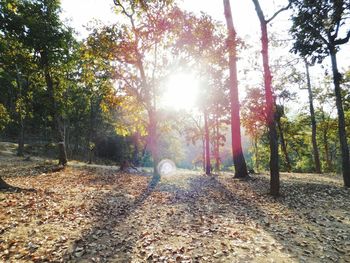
[334,30,350,45]
[266,2,291,24]
[334,20,341,39]
[113,0,134,18]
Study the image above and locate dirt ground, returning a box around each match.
[0,155,349,262]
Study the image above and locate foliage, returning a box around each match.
[290,0,350,63]
[0,103,10,130]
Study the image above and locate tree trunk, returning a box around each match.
[202,136,206,172]
[252,0,280,196]
[17,119,24,157]
[323,128,332,171]
[15,64,24,157]
[276,111,292,172]
[321,112,332,171]
[223,0,248,178]
[215,113,220,171]
[88,97,94,164]
[133,132,140,166]
[329,47,350,186]
[305,61,322,173]
[42,51,67,166]
[204,111,211,175]
[149,109,159,177]
[254,135,259,172]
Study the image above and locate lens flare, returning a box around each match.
[157,159,176,176]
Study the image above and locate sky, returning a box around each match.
[60,0,290,39]
[60,0,349,115]
[60,0,349,69]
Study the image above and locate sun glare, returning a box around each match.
[161,73,199,111]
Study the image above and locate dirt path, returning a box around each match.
[0,157,349,262]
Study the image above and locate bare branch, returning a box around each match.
[266,2,291,24]
[334,30,350,45]
[334,20,341,39]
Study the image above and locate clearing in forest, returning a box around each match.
[0,156,349,263]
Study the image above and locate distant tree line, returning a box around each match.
[0,0,349,195]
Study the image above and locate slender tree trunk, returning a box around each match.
[223,0,248,178]
[321,112,332,171]
[41,51,67,166]
[202,136,206,172]
[204,111,211,175]
[17,120,24,157]
[133,132,140,166]
[323,129,332,171]
[215,113,220,171]
[276,113,291,172]
[88,97,94,164]
[15,65,24,157]
[329,48,350,186]
[252,0,280,196]
[135,44,159,176]
[305,61,322,173]
[254,135,259,172]
[149,109,159,177]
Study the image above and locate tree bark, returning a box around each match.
[323,128,332,171]
[254,135,259,172]
[223,0,248,178]
[149,109,159,177]
[252,0,280,196]
[276,113,291,172]
[202,136,206,172]
[204,111,211,175]
[214,112,220,171]
[305,61,322,173]
[329,47,350,186]
[17,119,24,157]
[41,51,67,166]
[133,132,140,166]
[88,96,94,164]
[15,65,24,157]
[321,112,332,171]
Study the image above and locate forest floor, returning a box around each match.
[0,155,349,263]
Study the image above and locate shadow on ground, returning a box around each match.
[63,171,349,262]
[64,172,160,262]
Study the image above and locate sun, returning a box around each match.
[161,73,200,111]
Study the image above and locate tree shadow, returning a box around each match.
[0,185,36,193]
[63,173,160,262]
[61,171,349,262]
[192,175,350,261]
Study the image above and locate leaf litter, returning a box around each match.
[0,156,349,262]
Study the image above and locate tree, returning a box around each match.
[304,60,322,173]
[241,87,267,172]
[204,109,211,174]
[0,33,35,157]
[111,0,179,176]
[290,0,350,186]
[223,0,249,178]
[0,0,75,165]
[251,0,290,196]
[275,104,292,172]
[0,103,10,189]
